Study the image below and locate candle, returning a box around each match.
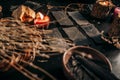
[114,7,120,17]
[34,12,50,28]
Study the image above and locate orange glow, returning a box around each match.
[103,2,106,5]
[99,1,109,6]
[34,12,50,28]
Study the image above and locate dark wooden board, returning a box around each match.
[68,11,90,26]
[47,27,70,52]
[81,24,100,38]
[80,24,102,43]
[51,11,74,26]
[68,11,103,44]
[47,27,63,38]
[62,27,90,45]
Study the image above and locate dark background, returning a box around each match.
[0,0,120,17]
[0,0,97,17]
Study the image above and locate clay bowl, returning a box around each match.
[62,46,112,80]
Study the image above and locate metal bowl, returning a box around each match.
[62,46,112,80]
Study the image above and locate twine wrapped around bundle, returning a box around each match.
[91,0,114,19]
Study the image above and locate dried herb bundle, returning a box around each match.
[0,18,59,80]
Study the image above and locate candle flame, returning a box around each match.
[103,2,106,5]
[38,12,44,20]
[99,1,109,6]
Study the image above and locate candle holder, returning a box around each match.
[91,0,114,20]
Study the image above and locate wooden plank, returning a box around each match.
[68,11,102,44]
[80,24,100,37]
[47,27,63,38]
[46,27,70,53]
[81,24,102,44]
[62,27,90,45]
[68,11,90,26]
[51,11,74,26]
